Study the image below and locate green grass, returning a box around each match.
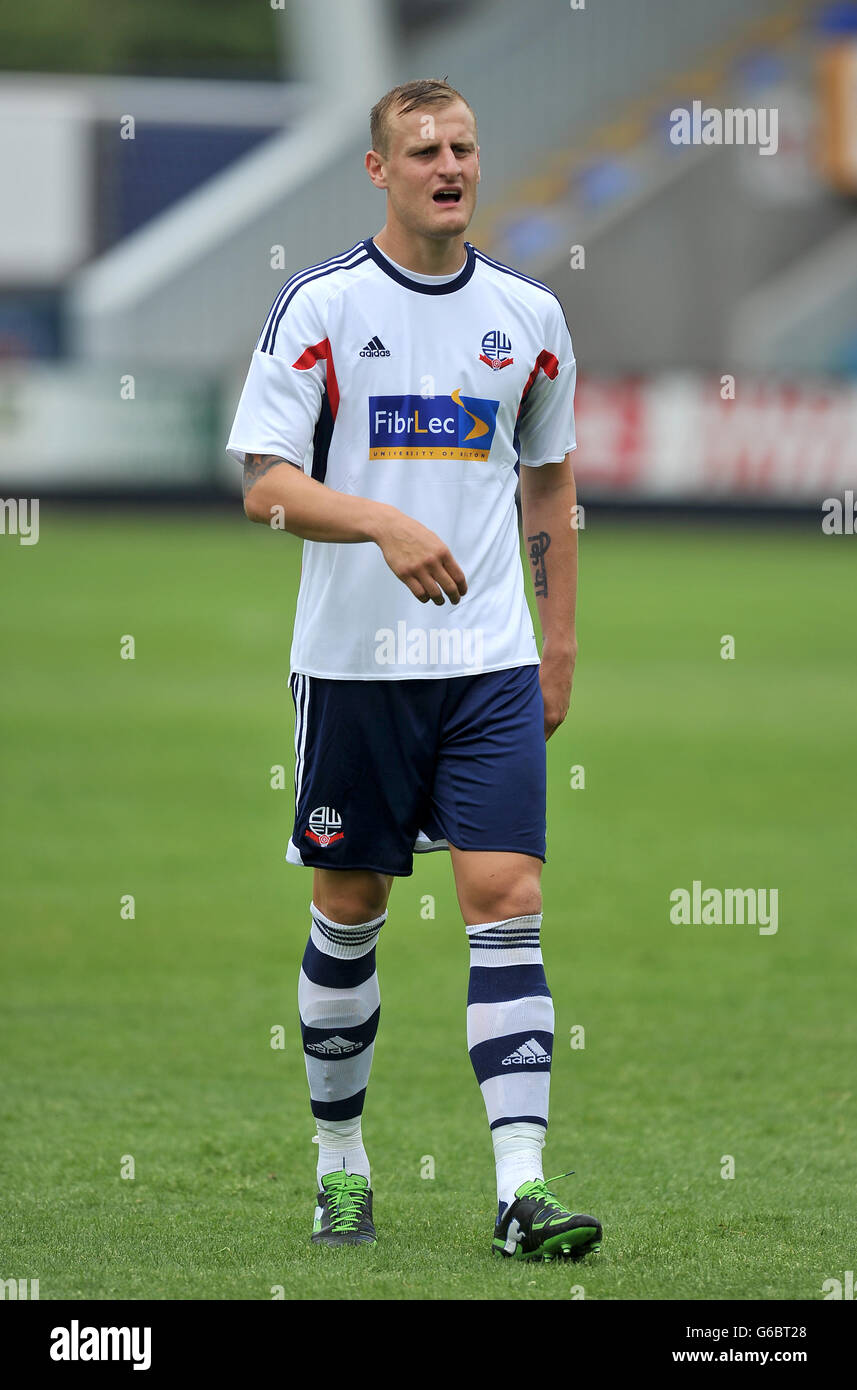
[1,511,855,1300]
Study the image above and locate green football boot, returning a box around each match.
[311,1170,376,1246]
[493,1172,602,1261]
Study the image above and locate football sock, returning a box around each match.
[493,1121,546,1215]
[465,913,554,1214]
[298,903,385,1186]
[313,1117,370,1186]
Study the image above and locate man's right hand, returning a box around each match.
[378,513,467,606]
[242,453,466,604]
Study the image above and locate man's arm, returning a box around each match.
[519,452,578,740]
[242,453,467,607]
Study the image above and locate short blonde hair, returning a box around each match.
[370,78,476,159]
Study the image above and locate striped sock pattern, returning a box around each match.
[466,914,554,1131]
[298,903,386,1122]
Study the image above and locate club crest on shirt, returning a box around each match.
[305,806,344,847]
[479,329,514,370]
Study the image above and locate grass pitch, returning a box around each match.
[1,510,854,1300]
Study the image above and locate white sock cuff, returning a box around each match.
[310,902,388,932]
[465,913,542,938]
[309,902,387,958]
[466,914,544,967]
[309,900,386,934]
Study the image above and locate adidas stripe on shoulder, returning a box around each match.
[259,243,370,354]
[473,248,573,336]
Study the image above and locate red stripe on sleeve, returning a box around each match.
[292,338,340,418]
[516,349,560,417]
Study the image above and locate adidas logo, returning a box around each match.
[501,1038,551,1066]
[306,1035,361,1055]
[359,335,391,358]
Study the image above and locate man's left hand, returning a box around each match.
[539,641,577,741]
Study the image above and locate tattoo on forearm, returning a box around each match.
[528,530,551,599]
[242,453,283,497]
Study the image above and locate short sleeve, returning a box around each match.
[516,298,577,468]
[225,283,327,469]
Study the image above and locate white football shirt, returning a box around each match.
[226,237,576,679]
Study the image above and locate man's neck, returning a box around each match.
[372,228,467,277]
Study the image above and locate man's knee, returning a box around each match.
[465,874,543,924]
[312,869,391,925]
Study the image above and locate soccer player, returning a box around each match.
[226,79,602,1263]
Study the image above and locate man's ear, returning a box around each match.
[365,149,388,190]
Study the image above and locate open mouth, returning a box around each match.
[433,188,462,204]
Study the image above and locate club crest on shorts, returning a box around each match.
[305,805,344,848]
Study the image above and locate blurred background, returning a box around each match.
[1,0,855,505]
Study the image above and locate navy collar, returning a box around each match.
[363,237,476,294]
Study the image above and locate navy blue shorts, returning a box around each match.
[286,664,546,876]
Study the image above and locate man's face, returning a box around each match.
[369,100,480,239]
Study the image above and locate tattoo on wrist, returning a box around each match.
[528,530,551,598]
[243,453,282,497]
